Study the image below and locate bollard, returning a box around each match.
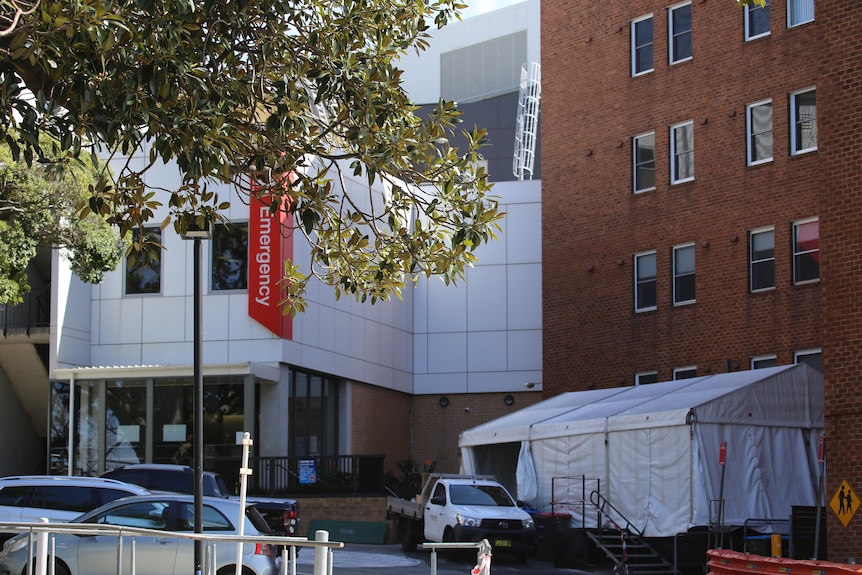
[35,518,48,575]
[313,530,329,575]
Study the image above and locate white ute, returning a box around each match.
[386,473,536,561]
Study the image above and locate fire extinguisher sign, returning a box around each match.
[719,441,727,466]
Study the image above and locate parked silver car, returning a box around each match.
[0,494,280,575]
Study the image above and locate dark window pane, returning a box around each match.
[212,223,249,291]
[747,0,770,38]
[671,5,692,62]
[126,228,161,294]
[634,18,654,74]
[30,486,93,513]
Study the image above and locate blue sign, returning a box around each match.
[299,459,316,484]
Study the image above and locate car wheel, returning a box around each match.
[26,560,70,575]
[216,566,254,575]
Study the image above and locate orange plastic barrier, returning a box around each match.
[708,549,862,575]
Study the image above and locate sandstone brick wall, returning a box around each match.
[349,383,411,474]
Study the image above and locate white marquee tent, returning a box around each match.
[459,364,824,537]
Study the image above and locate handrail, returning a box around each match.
[590,490,643,538]
[0,520,343,575]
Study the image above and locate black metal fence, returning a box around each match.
[206,454,386,497]
[0,287,50,336]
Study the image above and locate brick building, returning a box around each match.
[542,0,859,560]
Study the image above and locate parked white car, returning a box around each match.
[0,475,151,543]
[0,494,280,575]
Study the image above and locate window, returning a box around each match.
[793,218,819,284]
[751,355,777,369]
[790,88,817,155]
[633,132,656,193]
[670,121,694,184]
[669,3,692,64]
[788,0,814,27]
[635,251,657,312]
[126,227,161,294]
[795,348,822,371]
[674,366,698,380]
[747,100,773,165]
[212,222,249,291]
[673,243,696,305]
[636,371,659,385]
[632,15,654,76]
[750,227,775,291]
[745,0,770,40]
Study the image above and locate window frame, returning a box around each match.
[787,0,814,28]
[674,366,698,380]
[668,2,693,65]
[792,217,820,285]
[633,131,656,193]
[746,99,773,166]
[790,87,817,155]
[751,355,777,369]
[634,250,658,313]
[125,226,162,295]
[749,226,776,292]
[631,14,655,77]
[673,243,696,306]
[670,121,694,184]
[744,0,771,41]
[636,371,659,385]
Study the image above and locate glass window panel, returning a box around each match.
[794,219,820,283]
[750,229,775,291]
[126,228,161,294]
[670,4,692,63]
[105,380,148,470]
[634,133,656,192]
[674,245,696,304]
[635,252,657,311]
[792,90,817,153]
[746,0,770,39]
[633,16,654,75]
[672,123,694,183]
[212,222,249,291]
[748,102,773,164]
[788,0,814,27]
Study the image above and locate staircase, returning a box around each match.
[585,491,680,575]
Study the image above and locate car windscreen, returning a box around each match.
[449,485,515,507]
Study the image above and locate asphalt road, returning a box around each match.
[293,543,616,575]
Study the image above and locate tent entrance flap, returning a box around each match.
[466,442,520,498]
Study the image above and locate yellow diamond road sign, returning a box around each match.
[830,480,858,527]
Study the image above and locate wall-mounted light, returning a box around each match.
[439,396,449,408]
[504,395,515,406]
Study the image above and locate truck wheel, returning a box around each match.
[399,518,420,552]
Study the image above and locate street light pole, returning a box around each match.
[182,217,211,575]
[193,235,204,575]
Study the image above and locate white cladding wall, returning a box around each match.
[51,0,543,399]
[399,0,541,105]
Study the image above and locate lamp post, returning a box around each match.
[182,220,211,575]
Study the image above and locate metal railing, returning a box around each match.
[0,287,50,337]
[208,454,386,496]
[0,520,343,575]
[421,540,492,575]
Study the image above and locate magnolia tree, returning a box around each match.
[0,0,500,313]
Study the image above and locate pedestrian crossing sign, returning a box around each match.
[830,480,857,527]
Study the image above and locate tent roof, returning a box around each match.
[459,364,823,447]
